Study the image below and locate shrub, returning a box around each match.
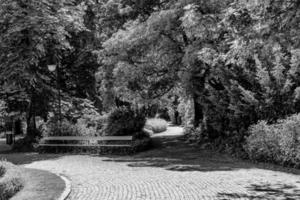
[132,136,152,152]
[0,161,23,200]
[45,119,79,136]
[43,119,102,137]
[145,118,168,133]
[0,165,5,178]
[245,114,300,167]
[12,137,35,152]
[104,107,146,136]
[41,109,107,137]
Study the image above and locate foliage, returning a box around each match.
[0,0,90,142]
[101,0,300,154]
[0,101,7,132]
[145,118,168,133]
[105,106,146,136]
[1,0,300,157]
[56,96,103,122]
[42,118,101,137]
[132,137,152,152]
[0,161,23,200]
[12,136,38,152]
[45,119,78,137]
[245,114,300,167]
[0,0,86,107]
[0,165,5,178]
[41,97,106,136]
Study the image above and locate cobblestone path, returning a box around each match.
[5,127,300,200]
[24,154,300,200]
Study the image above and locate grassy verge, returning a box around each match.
[0,161,24,200]
[11,168,65,200]
[145,118,168,133]
[0,160,66,200]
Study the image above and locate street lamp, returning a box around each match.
[47,64,56,72]
[47,59,62,130]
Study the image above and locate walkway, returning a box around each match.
[2,127,300,200]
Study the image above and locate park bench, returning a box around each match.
[38,136,133,152]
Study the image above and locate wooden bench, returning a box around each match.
[38,136,133,152]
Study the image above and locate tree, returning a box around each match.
[0,0,86,141]
[102,0,300,148]
[97,0,169,111]
[102,0,231,126]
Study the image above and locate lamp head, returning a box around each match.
[47,64,56,72]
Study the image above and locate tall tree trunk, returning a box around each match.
[102,65,115,112]
[193,94,203,128]
[184,97,195,128]
[25,96,37,142]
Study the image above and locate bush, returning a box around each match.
[0,161,23,200]
[12,137,35,152]
[44,119,79,136]
[0,165,5,178]
[245,114,300,167]
[104,107,146,136]
[145,118,168,133]
[132,137,152,152]
[42,115,107,137]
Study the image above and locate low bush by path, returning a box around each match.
[145,118,168,133]
[0,159,66,200]
[0,161,23,200]
[11,168,65,200]
[17,134,300,200]
[246,113,300,168]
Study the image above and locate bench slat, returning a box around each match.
[39,144,131,147]
[42,136,133,141]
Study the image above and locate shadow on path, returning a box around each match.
[102,136,257,172]
[218,182,300,200]
[0,151,63,165]
[102,135,300,174]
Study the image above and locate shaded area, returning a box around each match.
[1,137,66,165]
[102,136,256,172]
[0,139,12,153]
[12,168,65,200]
[103,136,300,174]
[218,183,300,200]
[0,152,63,165]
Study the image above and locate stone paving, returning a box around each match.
[2,127,300,200]
[24,154,300,200]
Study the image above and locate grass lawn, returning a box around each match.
[0,132,6,139]
[0,156,66,200]
[0,161,23,200]
[12,168,65,200]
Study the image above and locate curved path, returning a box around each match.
[4,127,300,199]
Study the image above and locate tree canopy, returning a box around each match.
[1,0,300,149]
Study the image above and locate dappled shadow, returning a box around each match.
[0,152,64,165]
[102,136,300,174]
[218,183,300,200]
[0,138,63,165]
[0,139,12,153]
[102,136,257,172]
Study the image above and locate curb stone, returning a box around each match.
[57,174,71,200]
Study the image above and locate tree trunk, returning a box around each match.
[193,94,203,128]
[25,97,37,142]
[103,65,115,112]
[184,97,195,128]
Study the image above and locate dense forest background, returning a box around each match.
[1,0,300,161]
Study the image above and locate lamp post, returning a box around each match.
[48,58,62,129]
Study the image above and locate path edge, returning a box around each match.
[57,174,71,200]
